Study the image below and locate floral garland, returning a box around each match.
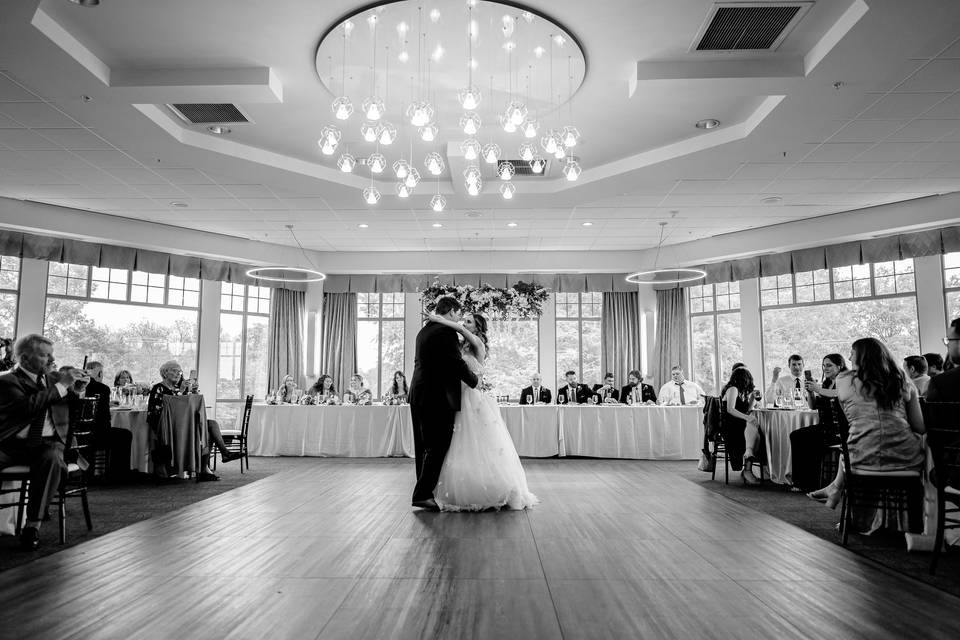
[421,279,549,319]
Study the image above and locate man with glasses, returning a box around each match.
[926,318,960,401]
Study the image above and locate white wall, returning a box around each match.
[15,258,48,335]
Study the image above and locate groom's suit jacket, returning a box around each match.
[408,322,479,413]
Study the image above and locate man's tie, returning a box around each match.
[533,387,539,402]
[795,378,801,391]
[678,382,686,405]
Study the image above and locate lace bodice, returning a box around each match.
[462,350,485,376]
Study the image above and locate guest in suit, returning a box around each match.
[659,366,705,406]
[903,355,931,396]
[556,371,593,404]
[620,369,657,405]
[765,354,807,404]
[592,373,621,404]
[519,373,552,405]
[84,361,133,478]
[924,353,944,377]
[927,318,960,401]
[0,337,14,372]
[0,334,90,549]
[409,296,480,509]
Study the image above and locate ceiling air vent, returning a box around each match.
[694,2,810,51]
[501,160,547,177]
[167,103,250,124]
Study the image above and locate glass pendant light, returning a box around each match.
[377,122,397,145]
[541,130,559,154]
[500,182,516,199]
[332,24,353,120]
[554,145,567,160]
[332,97,353,121]
[367,152,386,174]
[404,168,421,188]
[407,101,434,127]
[482,143,501,164]
[505,101,528,126]
[460,112,481,135]
[561,126,580,148]
[530,155,546,174]
[458,86,482,110]
[499,114,517,133]
[419,123,438,142]
[463,165,482,187]
[458,5,481,109]
[466,178,483,196]
[361,97,386,121]
[430,194,447,212]
[360,121,380,143]
[319,125,340,147]
[518,143,534,162]
[461,138,480,161]
[337,153,356,173]
[563,158,582,181]
[498,161,515,181]
[362,186,381,204]
[521,118,539,138]
[396,182,413,198]
[424,152,444,176]
[392,159,411,179]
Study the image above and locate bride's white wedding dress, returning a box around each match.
[434,349,539,511]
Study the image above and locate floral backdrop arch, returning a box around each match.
[421,279,549,319]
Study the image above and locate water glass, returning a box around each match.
[525,394,533,404]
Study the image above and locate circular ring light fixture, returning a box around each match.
[625,268,707,285]
[246,267,327,283]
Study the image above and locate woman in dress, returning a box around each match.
[307,374,339,405]
[384,371,409,405]
[808,337,925,509]
[426,311,538,511]
[718,366,759,484]
[343,374,373,405]
[789,354,849,492]
[272,374,300,404]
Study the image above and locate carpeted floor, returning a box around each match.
[3,457,959,598]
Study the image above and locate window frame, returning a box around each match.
[46,262,201,309]
[217,283,272,410]
[555,292,602,385]
[357,292,405,400]
[0,256,22,336]
[688,282,742,394]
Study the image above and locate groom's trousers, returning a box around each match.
[411,403,455,503]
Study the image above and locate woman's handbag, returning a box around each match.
[697,448,715,473]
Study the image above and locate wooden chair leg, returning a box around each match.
[15,480,28,536]
[931,487,946,575]
[58,493,67,544]
[840,493,850,546]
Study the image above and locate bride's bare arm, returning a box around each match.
[425,312,485,360]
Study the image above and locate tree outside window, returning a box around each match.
[484,319,539,399]
[689,283,742,395]
[555,292,602,388]
[0,256,20,338]
[216,283,270,423]
[357,293,404,398]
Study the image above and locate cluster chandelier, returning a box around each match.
[315,1,585,208]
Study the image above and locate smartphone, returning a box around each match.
[189,369,197,380]
[804,369,813,382]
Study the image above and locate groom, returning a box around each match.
[409,295,479,510]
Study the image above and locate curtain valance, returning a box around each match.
[0,229,305,291]
[321,272,637,293]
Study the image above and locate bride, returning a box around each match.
[426,311,539,512]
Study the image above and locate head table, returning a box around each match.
[240,403,705,460]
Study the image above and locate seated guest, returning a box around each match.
[146,361,240,481]
[719,366,758,483]
[556,370,592,404]
[620,370,657,405]
[271,374,300,404]
[592,373,621,404]
[114,369,134,388]
[809,338,925,511]
[85,360,133,477]
[383,370,409,405]
[0,334,90,549]
[924,352,945,377]
[903,355,931,396]
[765,354,807,405]
[791,354,848,491]
[658,366,704,406]
[520,373,552,405]
[342,374,373,405]
[0,337,14,372]
[927,319,960,401]
[306,374,340,405]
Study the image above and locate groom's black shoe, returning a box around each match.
[412,498,440,511]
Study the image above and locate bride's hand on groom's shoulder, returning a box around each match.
[422,311,443,324]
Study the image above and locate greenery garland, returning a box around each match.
[421,279,549,319]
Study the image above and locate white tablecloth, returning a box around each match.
[756,409,820,485]
[111,408,151,473]
[245,404,704,460]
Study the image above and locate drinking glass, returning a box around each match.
[525,394,533,404]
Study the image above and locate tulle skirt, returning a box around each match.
[434,384,539,512]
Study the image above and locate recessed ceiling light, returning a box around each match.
[581,221,593,227]
[169,201,188,208]
[761,196,783,204]
[465,211,483,218]
[357,223,369,228]
[432,223,443,228]
[68,0,100,6]
[507,222,518,227]
[207,125,231,135]
[695,118,720,130]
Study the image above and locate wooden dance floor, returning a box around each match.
[2,458,959,639]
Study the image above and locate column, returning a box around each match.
[15,258,48,335]
[637,283,657,378]
[539,293,557,394]
[197,279,220,416]
[914,254,947,355]
[304,280,324,380]
[403,292,420,377]
[739,277,764,388]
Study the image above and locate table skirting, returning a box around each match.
[245,404,704,460]
[755,409,821,485]
[111,409,151,473]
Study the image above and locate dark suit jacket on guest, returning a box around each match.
[557,383,593,404]
[620,383,657,404]
[85,379,112,436]
[519,385,552,404]
[0,367,72,446]
[591,384,620,403]
[408,322,479,412]
[925,369,960,402]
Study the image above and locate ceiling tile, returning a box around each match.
[828,119,905,143]
[0,75,38,101]
[0,128,60,150]
[34,128,114,150]
[153,168,214,184]
[732,163,790,179]
[910,141,960,161]
[858,93,948,119]
[857,141,928,161]
[74,149,144,169]
[0,102,77,127]
[802,143,873,162]
[885,119,960,142]
[16,150,89,169]
[896,59,960,92]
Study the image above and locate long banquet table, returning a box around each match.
[244,403,704,460]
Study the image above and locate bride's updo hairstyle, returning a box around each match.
[468,312,489,352]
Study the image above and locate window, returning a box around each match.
[217,283,271,423]
[689,283,742,395]
[43,262,201,389]
[555,292,602,388]
[484,319,539,399]
[357,293,405,398]
[761,260,919,383]
[0,256,20,338]
[944,253,960,323]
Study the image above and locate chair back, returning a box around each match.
[65,396,99,468]
[702,396,722,438]
[240,394,254,438]
[829,399,853,480]
[920,399,960,489]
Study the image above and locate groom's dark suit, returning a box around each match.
[409,321,479,503]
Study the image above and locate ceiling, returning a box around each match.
[1,0,960,258]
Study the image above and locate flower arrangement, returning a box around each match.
[421,279,549,319]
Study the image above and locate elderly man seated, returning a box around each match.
[658,366,704,406]
[520,373,552,405]
[146,360,240,482]
[0,334,89,550]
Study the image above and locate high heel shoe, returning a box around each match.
[741,467,760,486]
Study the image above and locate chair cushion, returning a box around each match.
[849,469,921,478]
[66,463,82,473]
[0,465,31,475]
[220,429,241,436]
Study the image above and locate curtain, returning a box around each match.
[653,288,689,390]
[267,288,306,391]
[320,292,357,396]
[601,292,641,386]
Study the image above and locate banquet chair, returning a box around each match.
[831,400,923,546]
[711,405,765,485]
[0,465,30,536]
[51,396,96,544]
[213,395,253,473]
[920,399,960,575]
